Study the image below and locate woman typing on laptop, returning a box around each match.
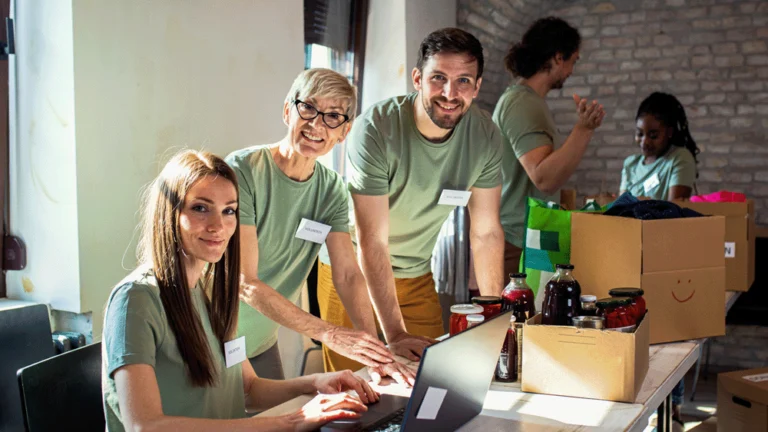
[101,150,376,431]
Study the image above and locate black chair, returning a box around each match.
[17,342,104,432]
[0,303,54,432]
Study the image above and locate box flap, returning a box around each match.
[642,216,725,273]
[720,368,768,406]
[633,313,650,399]
[748,200,756,288]
[572,213,642,298]
[642,268,725,344]
[675,200,751,217]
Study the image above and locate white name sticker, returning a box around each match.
[295,218,331,244]
[416,386,448,420]
[438,189,471,207]
[725,242,736,258]
[743,373,768,383]
[643,174,660,194]
[224,336,246,368]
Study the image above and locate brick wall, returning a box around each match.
[458,0,768,225]
[709,324,768,369]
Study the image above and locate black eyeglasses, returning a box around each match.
[293,99,350,129]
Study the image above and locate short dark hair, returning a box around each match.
[416,28,484,78]
[504,17,581,78]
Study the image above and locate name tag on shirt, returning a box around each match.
[643,174,660,194]
[438,189,472,207]
[295,218,331,244]
[224,336,246,368]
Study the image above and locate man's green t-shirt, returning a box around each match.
[226,146,349,357]
[494,85,560,248]
[346,92,503,278]
[620,145,696,200]
[102,268,245,431]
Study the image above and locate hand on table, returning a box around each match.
[321,326,395,367]
[312,370,379,404]
[387,332,437,362]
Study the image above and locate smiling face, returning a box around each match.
[282,97,351,159]
[412,52,482,130]
[178,175,238,265]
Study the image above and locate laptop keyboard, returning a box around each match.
[363,406,406,432]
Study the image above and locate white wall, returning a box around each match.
[10,0,304,342]
[9,0,81,312]
[361,0,458,110]
[361,0,407,110]
[405,0,458,93]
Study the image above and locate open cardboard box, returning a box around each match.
[718,368,768,431]
[571,213,726,344]
[674,200,756,293]
[521,313,649,403]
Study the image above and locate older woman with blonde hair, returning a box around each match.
[227,68,415,384]
[102,150,374,431]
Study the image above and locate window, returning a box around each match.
[1,0,11,298]
[303,0,368,175]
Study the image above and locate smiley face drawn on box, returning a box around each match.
[671,278,695,303]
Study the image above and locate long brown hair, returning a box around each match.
[138,150,241,387]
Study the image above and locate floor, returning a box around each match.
[645,365,741,432]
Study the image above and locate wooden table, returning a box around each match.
[259,292,740,431]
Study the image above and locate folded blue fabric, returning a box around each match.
[603,199,703,220]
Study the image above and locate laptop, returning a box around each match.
[321,310,512,432]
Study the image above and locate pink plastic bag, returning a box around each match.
[690,191,746,203]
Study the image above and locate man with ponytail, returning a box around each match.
[620,92,699,200]
[102,150,375,431]
[493,17,606,278]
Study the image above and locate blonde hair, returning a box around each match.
[284,68,358,120]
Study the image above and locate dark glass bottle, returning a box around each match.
[541,264,582,326]
[495,315,518,382]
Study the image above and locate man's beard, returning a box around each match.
[423,94,465,130]
[551,77,566,89]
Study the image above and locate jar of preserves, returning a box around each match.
[466,314,485,329]
[541,264,582,326]
[471,296,502,320]
[495,315,518,382]
[596,297,636,329]
[580,295,598,316]
[449,304,484,336]
[501,273,536,322]
[608,288,646,321]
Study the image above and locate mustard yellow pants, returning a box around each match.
[317,262,445,372]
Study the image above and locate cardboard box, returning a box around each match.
[571,213,726,344]
[718,368,768,432]
[521,313,650,403]
[674,200,756,292]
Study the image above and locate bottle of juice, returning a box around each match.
[501,273,536,323]
[541,264,582,326]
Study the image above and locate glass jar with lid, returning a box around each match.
[466,314,485,329]
[471,296,502,321]
[449,304,484,336]
[608,288,646,321]
[596,297,636,329]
